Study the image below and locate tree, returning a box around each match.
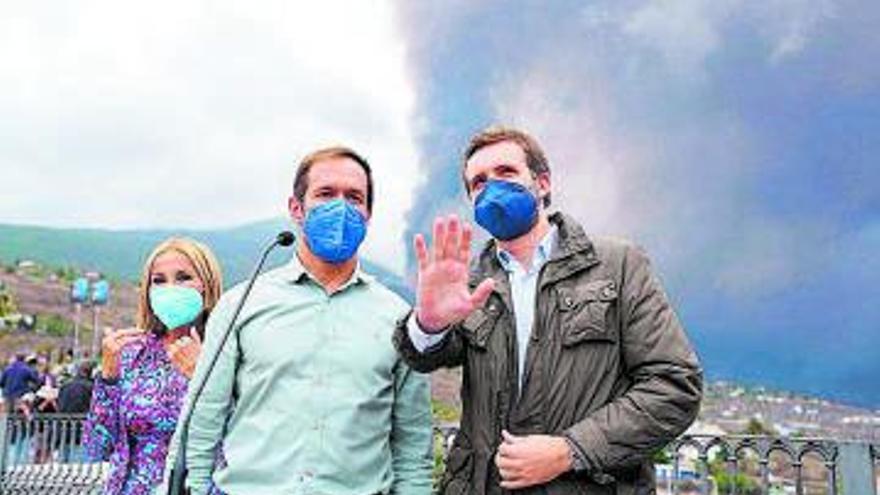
[653,448,673,465]
[431,399,461,422]
[0,284,17,318]
[41,314,70,337]
[54,266,79,284]
[713,470,760,495]
[708,449,760,495]
[743,418,775,436]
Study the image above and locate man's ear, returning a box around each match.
[288,196,305,224]
[535,172,551,204]
[464,186,475,205]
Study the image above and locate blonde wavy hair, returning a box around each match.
[135,237,223,337]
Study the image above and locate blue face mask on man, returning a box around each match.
[303,198,368,264]
[149,285,204,331]
[474,179,539,241]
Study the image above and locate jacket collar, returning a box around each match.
[541,211,600,287]
[470,211,599,293]
[495,225,557,274]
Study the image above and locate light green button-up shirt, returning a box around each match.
[181,255,432,495]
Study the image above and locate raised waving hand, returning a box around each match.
[413,215,494,333]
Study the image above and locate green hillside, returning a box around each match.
[0,220,413,301]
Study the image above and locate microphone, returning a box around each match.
[276,230,295,247]
[168,231,295,495]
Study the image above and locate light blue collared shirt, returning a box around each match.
[410,226,558,391]
[178,254,433,495]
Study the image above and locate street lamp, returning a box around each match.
[90,279,110,359]
[69,278,89,360]
[69,276,111,361]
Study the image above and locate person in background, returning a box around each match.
[83,238,223,495]
[0,353,40,414]
[58,361,95,462]
[33,377,59,463]
[35,373,59,414]
[59,361,95,413]
[5,392,36,465]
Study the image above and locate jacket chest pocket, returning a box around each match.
[460,301,501,350]
[557,279,618,346]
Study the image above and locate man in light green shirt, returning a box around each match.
[180,146,433,495]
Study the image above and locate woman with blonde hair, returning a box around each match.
[84,238,223,495]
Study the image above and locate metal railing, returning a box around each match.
[435,427,879,495]
[3,415,877,494]
[0,413,107,494]
[663,434,879,495]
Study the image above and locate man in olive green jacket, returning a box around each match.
[394,126,703,494]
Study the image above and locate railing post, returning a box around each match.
[793,460,804,495]
[672,450,681,495]
[0,411,8,486]
[838,441,876,495]
[698,452,710,495]
[758,457,770,495]
[727,451,738,495]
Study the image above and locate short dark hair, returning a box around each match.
[77,361,95,379]
[462,126,552,207]
[293,146,374,212]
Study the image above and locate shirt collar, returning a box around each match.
[496,225,558,274]
[280,254,371,289]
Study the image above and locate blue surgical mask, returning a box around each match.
[149,285,204,330]
[474,179,539,241]
[303,198,367,264]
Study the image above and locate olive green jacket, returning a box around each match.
[394,212,703,495]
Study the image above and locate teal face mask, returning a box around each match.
[149,285,204,330]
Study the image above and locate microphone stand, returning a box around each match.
[168,231,294,495]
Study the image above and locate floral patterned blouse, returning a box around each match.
[84,330,209,494]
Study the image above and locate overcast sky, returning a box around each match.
[0,0,421,273]
[2,1,879,403]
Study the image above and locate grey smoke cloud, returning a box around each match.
[396,0,878,297]
[393,0,880,404]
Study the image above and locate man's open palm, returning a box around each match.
[414,215,494,333]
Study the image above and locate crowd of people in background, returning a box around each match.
[0,349,96,464]
[1,350,97,415]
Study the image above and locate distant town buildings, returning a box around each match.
[701,381,880,442]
